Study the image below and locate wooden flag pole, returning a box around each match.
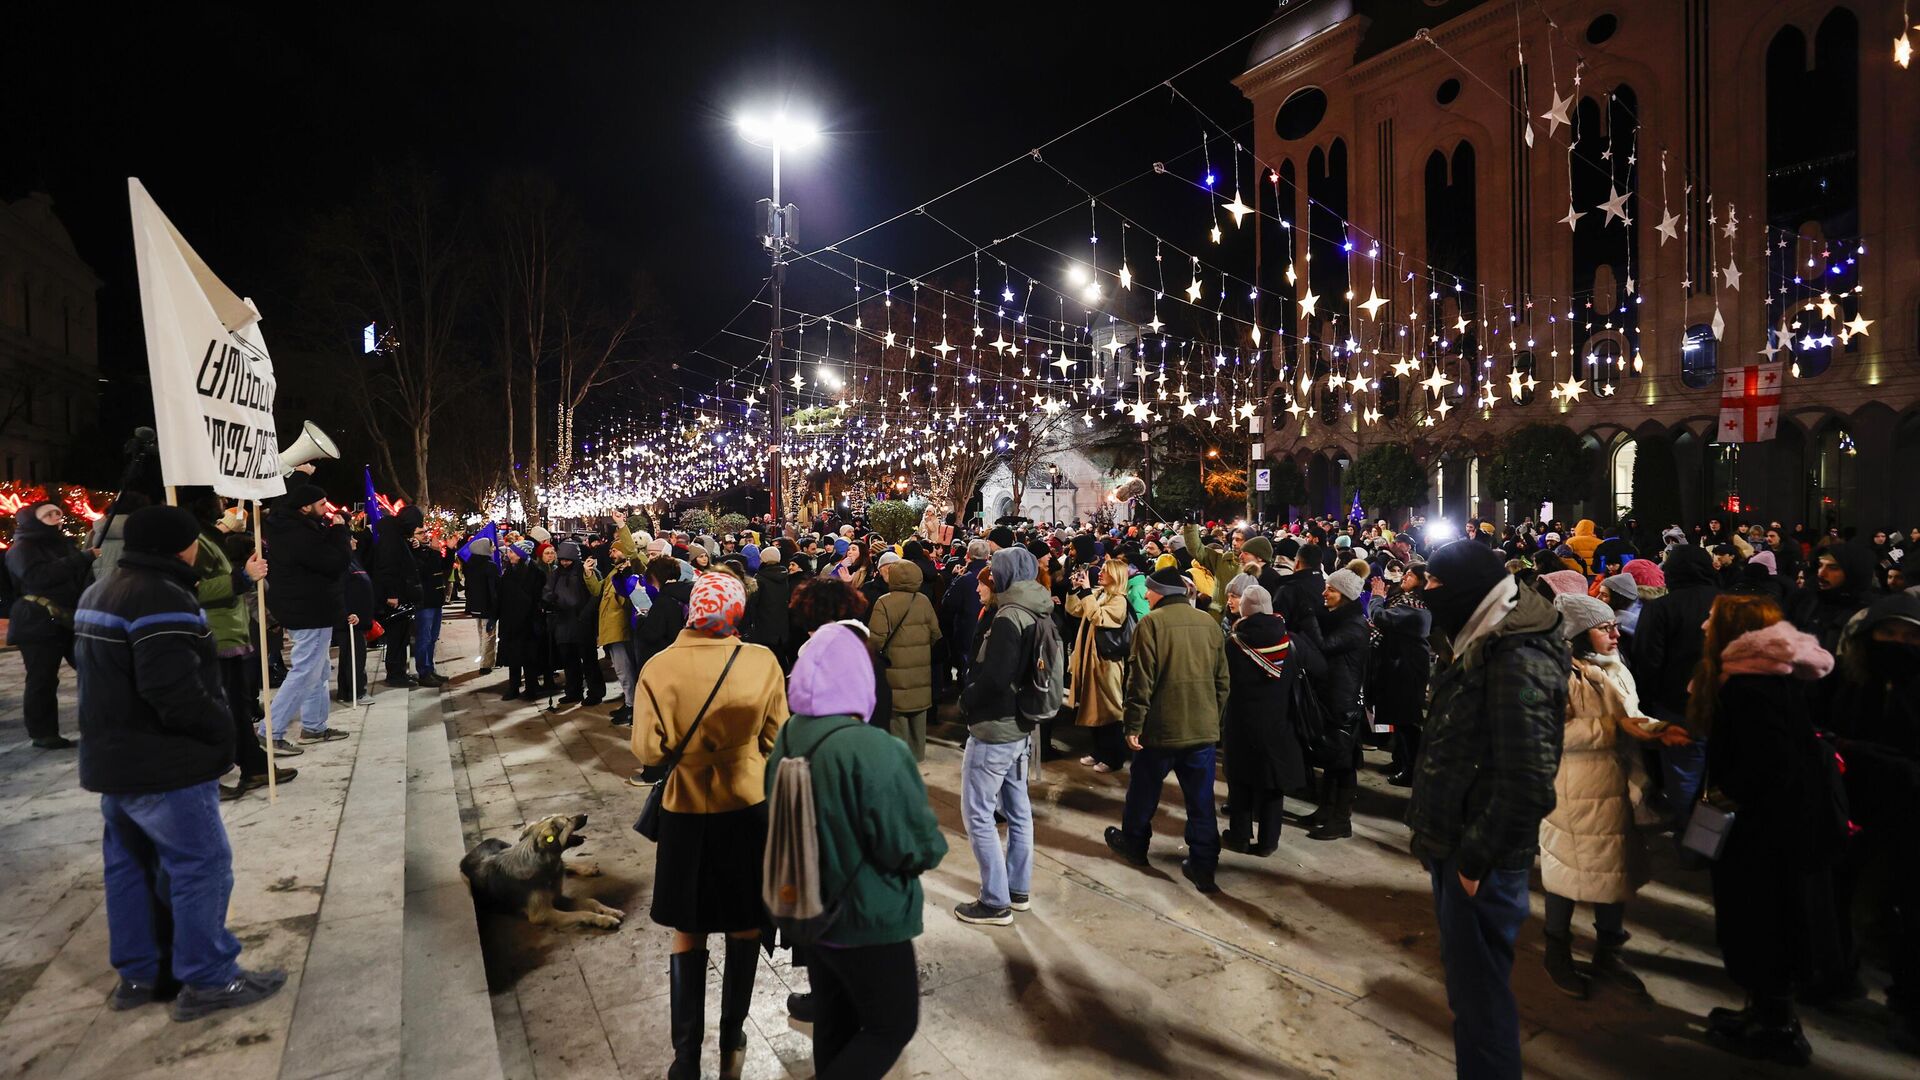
[254,501,276,802]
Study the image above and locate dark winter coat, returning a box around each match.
[942,558,987,677]
[1273,568,1328,679]
[369,507,424,606]
[541,560,596,645]
[262,509,351,631]
[1408,584,1570,881]
[1369,597,1433,733]
[1224,613,1306,792]
[74,551,233,795]
[494,560,546,666]
[633,579,692,672]
[339,557,376,635]
[744,562,791,649]
[1630,545,1720,729]
[1804,542,1876,654]
[463,555,499,619]
[1314,599,1370,744]
[5,505,93,645]
[414,545,450,610]
[1708,672,1849,994]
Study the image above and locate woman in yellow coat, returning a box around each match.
[632,571,788,1080]
[1066,556,1131,772]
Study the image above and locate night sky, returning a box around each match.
[2,2,1281,427]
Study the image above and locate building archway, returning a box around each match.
[1807,418,1857,531]
[1609,433,1636,522]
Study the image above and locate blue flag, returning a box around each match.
[1348,488,1365,525]
[363,466,382,524]
[457,522,500,566]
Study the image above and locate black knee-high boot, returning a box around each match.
[717,936,758,1079]
[1302,772,1333,828]
[669,949,707,1080]
[1252,794,1285,855]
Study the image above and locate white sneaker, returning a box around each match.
[1079,755,1098,767]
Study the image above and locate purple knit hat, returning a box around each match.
[787,622,876,719]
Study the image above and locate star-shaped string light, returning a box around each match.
[1221,192,1253,227]
[1298,289,1319,319]
[1421,368,1453,396]
[1597,186,1632,227]
[1656,209,1679,245]
[1557,376,1586,403]
[1560,204,1584,232]
[1541,87,1574,137]
[933,338,955,358]
[1721,260,1742,291]
[1359,290,1389,318]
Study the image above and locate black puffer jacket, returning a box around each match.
[75,551,233,794]
[634,579,692,672]
[5,504,93,644]
[414,545,449,610]
[263,509,351,630]
[1315,598,1370,734]
[464,554,499,619]
[1631,545,1720,728]
[1408,583,1569,881]
[495,559,545,666]
[1369,596,1433,731]
[369,506,424,606]
[745,562,791,649]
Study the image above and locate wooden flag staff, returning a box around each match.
[255,501,276,801]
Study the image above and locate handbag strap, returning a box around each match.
[652,643,743,776]
[876,594,909,654]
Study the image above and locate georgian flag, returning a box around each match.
[1716,363,1783,443]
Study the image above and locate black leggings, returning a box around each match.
[809,938,919,1079]
[1544,892,1626,944]
[15,634,73,740]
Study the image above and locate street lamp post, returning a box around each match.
[737,110,817,529]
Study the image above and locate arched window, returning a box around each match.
[1680,323,1718,388]
[1587,336,1625,396]
[1431,458,1446,519]
[1610,434,1636,518]
[1809,420,1857,529]
[1468,456,1482,510]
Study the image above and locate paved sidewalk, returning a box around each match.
[0,644,377,1078]
[446,657,1914,1079]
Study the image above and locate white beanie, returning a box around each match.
[1325,568,1364,602]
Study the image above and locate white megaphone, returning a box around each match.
[279,421,341,477]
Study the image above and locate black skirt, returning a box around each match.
[649,802,769,934]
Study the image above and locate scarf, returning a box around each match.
[685,571,746,636]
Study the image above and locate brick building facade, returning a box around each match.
[1236,0,1920,532]
[0,193,100,484]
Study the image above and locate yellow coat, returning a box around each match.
[633,631,788,814]
[1065,588,1127,727]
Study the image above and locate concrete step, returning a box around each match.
[401,677,503,1079]
[278,690,408,1080]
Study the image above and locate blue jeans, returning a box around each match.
[101,781,242,988]
[413,608,443,676]
[1426,855,1530,1080]
[1662,737,1709,830]
[267,627,333,738]
[960,736,1032,909]
[1120,744,1220,867]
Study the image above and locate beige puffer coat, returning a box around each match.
[1538,654,1652,903]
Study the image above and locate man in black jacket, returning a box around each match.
[76,505,287,1021]
[412,536,449,688]
[744,546,792,661]
[1409,540,1568,1080]
[1631,543,1720,828]
[369,505,424,687]
[263,486,352,752]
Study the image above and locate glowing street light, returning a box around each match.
[736,105,820,526]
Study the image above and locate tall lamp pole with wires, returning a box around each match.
[737,110,817,527]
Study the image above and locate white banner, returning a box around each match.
[128,178,287,501]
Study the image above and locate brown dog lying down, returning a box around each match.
[460,813,625,930]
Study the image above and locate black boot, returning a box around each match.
[1221,807,1253,854]
[717,936,757,1079]
[668,949,707,1080]
[1589,931,1646,995]
[1308,773,1354,841]
[1300,774,1332,829]
[1250,796,1284,856]
[1543,932,1590,999]
[1708,995,1811,1067]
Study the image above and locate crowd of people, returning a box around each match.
[6,485,1919,1077]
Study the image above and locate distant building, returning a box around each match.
[0,193,100,484]
[977,446,1133,524]
[1237,0,1919,531]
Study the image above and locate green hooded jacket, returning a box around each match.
[764,713,948,946]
